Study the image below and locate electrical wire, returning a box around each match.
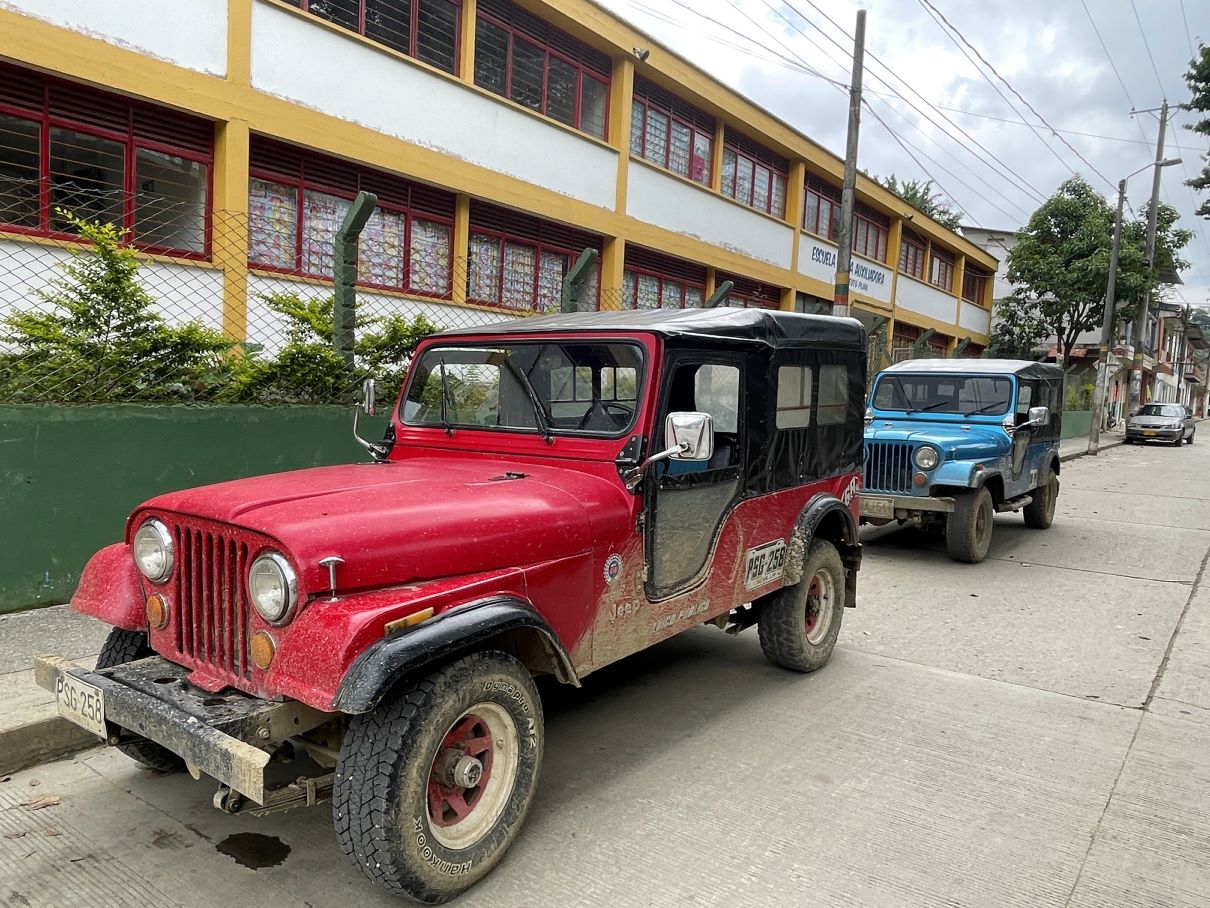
[933,105,1206,153]
[1129,0,1168,98]
[1179,0,1196,61]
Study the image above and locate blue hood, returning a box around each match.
[865,421,1009,460]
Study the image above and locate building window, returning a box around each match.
[284,0,461,74]
[929,247,955,292]
[853,204,889,262]
[962,268,987,305]
[898,229,926,280]
[621,246,706,309]
[630,77,713,185]
[248,138,455,297]
[473,0,609,138]
[722,131,787,217]
[467,202,601,312]
[803,175,841,242]
[776,365,812,429]
[0,63,212,256]
[718,274,781,309]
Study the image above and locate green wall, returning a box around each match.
[0,405,388,612]
[1061,410,1093,439]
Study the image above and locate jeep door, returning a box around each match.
[1010,378,1060,493]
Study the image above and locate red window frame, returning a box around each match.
[631,78,714,186]
[899,230,927,280]
[621,246,706,309]
[853,204,889,262]
[247,140,455,298]
[962,269,988,304]
[721,131,788,217]
[718,273,781,309]
[286,0,462,75]
[803,175,841,241]
[929,246,955,292]
[473,0,610,138]
[466,202,602,312]
[0,63,213,259]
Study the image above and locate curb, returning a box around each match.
[0,711,98,776]
[1060,437,1125,463]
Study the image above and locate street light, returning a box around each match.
[1087,157,1182,454]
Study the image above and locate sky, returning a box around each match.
[600,0,1210,309]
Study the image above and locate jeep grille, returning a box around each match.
[864,441,915,494]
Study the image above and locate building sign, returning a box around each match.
[797,238,892,304]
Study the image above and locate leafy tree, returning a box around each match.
[1001,177,1190,365]
[987,299,1049,359]
[877,174,962,230]
[222,293,438,405]
[1181,43,1210,218]
[0,212,230,402]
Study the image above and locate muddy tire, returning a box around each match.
[757,539,845,673]
[946,486,994,563]
[333,651,543,904]
[95,628,185,773]
[1023,473,1058,530]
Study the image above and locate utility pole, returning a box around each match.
[832,8,866,319]
[1087,179,1126,455]
[1128,100,1169,414]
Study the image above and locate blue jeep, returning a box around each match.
[859,359,1064,563]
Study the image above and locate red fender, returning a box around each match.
[72,543,146,631]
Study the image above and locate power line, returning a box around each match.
[1179,0,1196,60]
[932,104,1207,153]
[916,0,1118,194]
[1129,0,1168,98]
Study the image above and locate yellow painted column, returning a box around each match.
[710,122,725,192]
[952,252,967,333]
[785,160,806,295]
[227,0,252,86]
[458,0,477,82]
[600,236,626,310]
[213,120,250,341]
[453,193,471,308]
[609,56,635,214]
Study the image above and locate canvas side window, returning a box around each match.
[817,364,848,425]
[1016,382,1033,415]
[693,364,740,434]
[776,365,812,429]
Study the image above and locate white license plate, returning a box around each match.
[55,672,106,739]
[861,494,895,519]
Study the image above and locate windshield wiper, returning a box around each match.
[438,359,454,437]
[502,356,554,444]
[961,402,1007,416]
[905,400,953,415]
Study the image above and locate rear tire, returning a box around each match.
[1023,473,1058,530]
[757,539,845,673]
[947,486,994,563]
[334,651,543,904]
[95,629,185,773]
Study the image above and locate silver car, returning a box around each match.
[1125,403,1195,446]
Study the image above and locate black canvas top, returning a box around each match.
[434,308,867,351]
[882,358,1064,380]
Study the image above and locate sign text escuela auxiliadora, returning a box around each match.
[809,243,887,293]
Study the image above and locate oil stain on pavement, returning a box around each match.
[216,832,291,869]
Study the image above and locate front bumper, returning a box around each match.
[1126,427,1182,440]
[34,655,327,803]
[859,493,956,520]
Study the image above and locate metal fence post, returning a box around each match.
[704,280,734,308]
[333,191,378,387]
[560,247,599,313]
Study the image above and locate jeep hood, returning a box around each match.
[865,422,1009,459]
[136,458,610,594]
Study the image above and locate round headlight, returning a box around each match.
[248,552,297,624]
[914,446,940,470]
[132,519,173,583]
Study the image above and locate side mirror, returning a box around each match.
[1026,405,1049,427]
[666,411,714,461]
[360,378,378,416]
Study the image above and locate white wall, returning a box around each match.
[896,276,957,325]
[250,1,617,211]
[796,235,892,304]
[625,163,794,268]
[1,0,228,76]
[959,300,990,336]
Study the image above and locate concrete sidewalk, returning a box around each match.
[1059,426,1125,461]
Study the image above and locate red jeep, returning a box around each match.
[38,308,865,903]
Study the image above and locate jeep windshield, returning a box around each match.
[401,341,644,436]
[873,373,1013,416]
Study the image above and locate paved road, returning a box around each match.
[3,442,1208,907]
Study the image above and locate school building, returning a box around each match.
[0,0,998,356]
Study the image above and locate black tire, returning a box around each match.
[95,628,185,773]
[1174,434,1183,447]
[946,486,994,563]
[1124,437,1134,445]
[1023,473,1058,530]
[757,539,845,673]
[1190,431,1195,445]
[333,651,543,904]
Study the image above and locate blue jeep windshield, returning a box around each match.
[874,373,1013,416]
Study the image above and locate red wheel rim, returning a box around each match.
[427,713,495,828]
[805,576,822,633]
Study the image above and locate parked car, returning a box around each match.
[860,359,1064,563]
[36,308,867,903]
[1124,403,1195,446]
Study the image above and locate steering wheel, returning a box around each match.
[576,400,633,430]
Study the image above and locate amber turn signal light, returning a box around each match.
[384,607,434,635]
[145,594,169,630]
[913,472,927,487]
[250,631,276,671]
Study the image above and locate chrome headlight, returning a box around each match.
[248,551,298,624]
[914,446,940,470]
[132,519,173,583]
